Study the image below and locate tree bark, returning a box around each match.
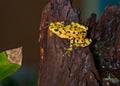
[38,0,100,86]
[90,4,120,86]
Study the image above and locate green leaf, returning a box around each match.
[0,47,22,80]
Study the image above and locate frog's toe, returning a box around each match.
[63,48,72,56]
[63,50,70,56]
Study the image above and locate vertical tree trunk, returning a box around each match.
[90,5,120,86]
[38,0,100,86]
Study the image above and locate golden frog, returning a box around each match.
[48,21,92,52]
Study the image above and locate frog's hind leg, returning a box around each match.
[74,38,84,48]
[83,38,92,47]
[74,38,92,48]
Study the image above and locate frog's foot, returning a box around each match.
[63,48,72,56]
[66,47,72,51]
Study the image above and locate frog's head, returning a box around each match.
[49,22,64,35]
[48,23,60,37]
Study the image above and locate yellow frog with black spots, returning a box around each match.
[48,21,92,52]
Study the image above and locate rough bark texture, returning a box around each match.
[90,4,120,86]
[38,0,100,86]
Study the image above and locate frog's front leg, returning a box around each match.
[63,39,74,56]
[67,39,74,51]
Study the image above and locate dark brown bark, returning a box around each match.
[38,0,100,86]
[89,4,120,86]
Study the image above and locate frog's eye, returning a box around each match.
[54,29,59,32]
[67,31,70,33]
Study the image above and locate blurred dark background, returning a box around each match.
[0,0,119,86]
[0,0,48,64]
[0,0,48,85]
